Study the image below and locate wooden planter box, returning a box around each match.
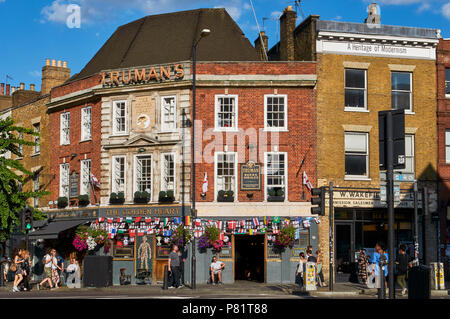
[267,196,285,202]
[217,196,234,202]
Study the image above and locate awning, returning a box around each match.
[28,220,90,240]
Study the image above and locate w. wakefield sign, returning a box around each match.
[101,62,188,87]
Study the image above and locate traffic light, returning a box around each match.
[310,187,325,216]
[22,206,33,233]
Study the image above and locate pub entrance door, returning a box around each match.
[234,235,265,282]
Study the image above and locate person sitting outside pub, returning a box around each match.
[210,256,225,285]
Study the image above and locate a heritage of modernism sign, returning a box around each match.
[99,205,190,218]
[100,62,188,87]
[240,161,261,191]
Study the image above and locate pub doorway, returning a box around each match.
[234,235,265,282]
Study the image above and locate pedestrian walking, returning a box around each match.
[12,248,25,292]
[306,250,316,263]
[168,244,181,288]
[177,250,185,287]
[19,250,31,291]
[371,243,388,291]
[358,249,369,285]
[39,248,54,290]
[56,254,65,286]
[50,249,63,288]
[296,252,307,288]
[316,250,327,287]
[396,244,411,296]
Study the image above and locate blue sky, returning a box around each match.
[1,0,450,91]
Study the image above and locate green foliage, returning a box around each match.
[225,190,234,197]
[78,194,89,206]
[218,190,225,198]
[205,225,220,243]
[0,117,48,241]
[75,225,108,246]
[57,197,68,208]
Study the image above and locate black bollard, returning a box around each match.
[163,265,169,290]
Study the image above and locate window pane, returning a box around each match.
[392,91,410,110]
[345,69,365,89]
[345,133,366,152]
[446,68,450,95]
[392,72,411,91]
[345,89,365,108]
[446,130,450,146]
[345,155,367,176]
[446,146,450,162]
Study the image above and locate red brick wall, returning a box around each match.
[196,61,316,75]
[50,73,102,99]
[194,62,316,203]
[49,97,102,205]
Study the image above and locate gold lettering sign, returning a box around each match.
[101,64,186,87]
[101,206,183,218]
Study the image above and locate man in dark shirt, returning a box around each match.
[168,244,181,288]
[307,250,317,263]
[396,244,411,295]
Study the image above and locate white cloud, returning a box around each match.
[443,2,450,19]
[417,3,431,12]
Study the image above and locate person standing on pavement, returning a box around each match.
[358,249,369,285]
[296,252,307,288]
[20,250,31,291]
[372,243,388,291]
[168,244,181,289]
[316,250,327,287]
[306,250,317,263]
[177,250,185,287]
[39,248,54,290]
[396,244,411,296]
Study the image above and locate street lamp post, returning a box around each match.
[191,28,210,290]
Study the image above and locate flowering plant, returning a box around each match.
[73,234,88,252]
[198,234,210,250]
[211,239,224,252]
[170,225,192,248]
[73,225,109,251]
[274,225,295,250]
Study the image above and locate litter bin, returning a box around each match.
[408,265,431,299]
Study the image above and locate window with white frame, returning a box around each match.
[265,95,287,130]
[80,159,91,196]
[394,134,414,175]
[161,96,176,131]
[59,163,70,198]
[215,95,237,130]
[113,101,127,135]
[81,106,92,141]
[135,155,152,197]
[215,152,237,198]
[18,131,23,158]
[345,132,369,178]
[391,72,412,112]
[161,153,175,192]
[60,112,70,145]
[345,69,367,109]
[265,152,287,199]
[112,156,126,194]
[446,68,450,96]
[33,123,40,154]
[446,130,450,163]
[33,173,39,207]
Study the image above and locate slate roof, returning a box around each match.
[70,8,260,81]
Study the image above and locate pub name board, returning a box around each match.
[101,63,187,87]
[100,205,189,218]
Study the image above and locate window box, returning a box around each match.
[134,191,150,204]
[78,194,90,207]
[217,190,234,202]
[158,190,175,203]
[267,188,285,202]
[57,197,68,209]
[110,192,125,205]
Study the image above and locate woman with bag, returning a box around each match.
[12,248,25,292]
[295,252,307,288]
[39,248,54,290]
[50,249,63,289]
[19,250,31,291]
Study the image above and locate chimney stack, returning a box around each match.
[254,31,269,61]
[365,3,381,24]
[280,6,297,61]
[41,58,71,95]
[30,84,35,91]
[6,84,10,96]
[0,83,4,95]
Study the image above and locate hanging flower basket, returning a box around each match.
[273,225,295,252]
[170,225,192,248]
[72,225,109,252]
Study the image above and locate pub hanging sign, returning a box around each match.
[240,161,261,191]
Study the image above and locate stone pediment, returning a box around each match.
[124,134,160,147]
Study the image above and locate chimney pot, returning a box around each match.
[20,83,25,90]
[46,58,51,66]
[51,59,56,66]
[63,61,68,68]
[57,60,62,67]
[30,84,35,91]
[0,83,4,95]
[6,84,10,96]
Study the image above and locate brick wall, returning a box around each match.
[51,73,102,99]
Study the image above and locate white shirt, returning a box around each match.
[51,256,58,269]
[44,254,52,268]
[297,260,304,273]
[211,261,223,272]
[66,263,79,273]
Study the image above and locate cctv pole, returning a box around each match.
[329,182,334,291]
[386,112,395,299]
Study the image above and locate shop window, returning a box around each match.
[345,69,367,110]
[391,72,412,112]
[215,95,237,131]
[345,132,368,178]
[80,159,91,197]
[81,106,92,141]
[33,123,40,154]
[60,112,70,145]
[215,152,237,201]
[59,163,70,198]
[113,100,127,135]
[161,153,175,192]
[446,68,450,97]
[265,94,288,130]
[135,155,152,198]
[161,96,176,131]
[112,156,126,194]
[265,152,287,201]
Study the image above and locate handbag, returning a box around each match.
[9,263,17,272]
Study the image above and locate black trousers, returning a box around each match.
[169,266,180,288]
